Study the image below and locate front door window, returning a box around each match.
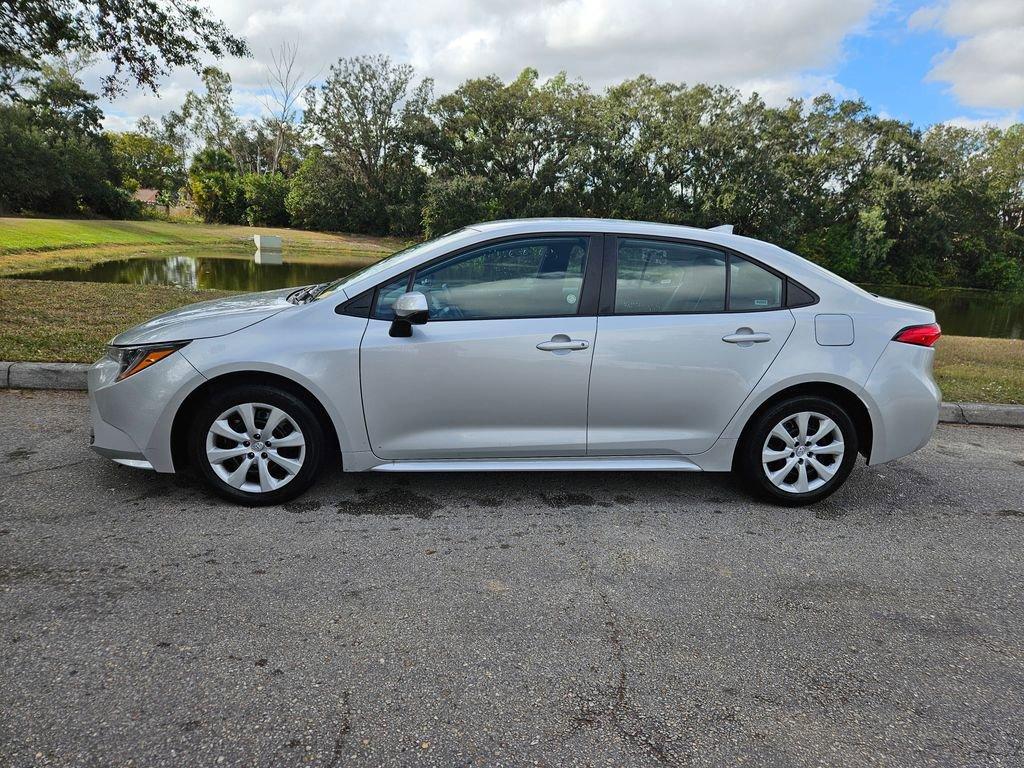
[408,236,590,320]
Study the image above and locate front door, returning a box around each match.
[587,236,795,456]
[360,235,599,459]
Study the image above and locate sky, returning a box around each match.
[95,0,1024,132]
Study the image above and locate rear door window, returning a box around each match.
[614,239,727,314]
[729,254,783,310]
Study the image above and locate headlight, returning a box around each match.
[106,342,189,381]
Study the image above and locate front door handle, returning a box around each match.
[722,329,772,345]
[537,334,590,352]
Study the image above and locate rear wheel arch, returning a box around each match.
[171,371,341,471]
[733,382,873,469]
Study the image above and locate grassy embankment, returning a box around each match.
[0,216,401,361]
[0,216,403,274]
[1,217,1022,404]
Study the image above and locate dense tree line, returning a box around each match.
[0,61,139,218]
[2,55,1023,290]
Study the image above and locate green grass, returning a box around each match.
[933,335,1024,405]
[0,279,239,362]
[0,218,191,252]
[3,276,1022,405]
[0,216,406,276]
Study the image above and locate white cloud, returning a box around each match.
[96,0,879,127]
[910,0,1024,111]
[737,74,859,107]
[944,111,1021,130]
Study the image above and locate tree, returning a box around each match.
[108,130,183,192]
[301,54,431,234]
[170,67,243,167]
[0,104,57,213]
[261,41,312,175]
[0,0,249,97]
[987,125,1024,233]
[304,55,430,189]
[419,68,598,227]
[0,61,136,217]
[421,176,493,237]
[188,148,244,223]
[286,148,389,233]
[242,173,289,226]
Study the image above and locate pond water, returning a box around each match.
[10,253,1024,339]
[864,284,1024,340]
[15,253,369,294]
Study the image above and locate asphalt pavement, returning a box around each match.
[1,389,1023,767]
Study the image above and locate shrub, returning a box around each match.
[421,176,494,237]
[189,170,245,224]
[286,150,386,233]
[975,252,1024,292]
[243,173,290,226]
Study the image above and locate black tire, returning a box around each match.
[736,395,859,506]
[188,384,326,506]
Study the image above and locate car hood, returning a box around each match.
[110,288,295,346]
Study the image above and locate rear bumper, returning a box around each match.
[863,342,941,465]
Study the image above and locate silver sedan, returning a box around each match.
[88,218,942,506]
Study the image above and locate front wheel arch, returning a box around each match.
[732,382,873,471]
[170,371,341,472]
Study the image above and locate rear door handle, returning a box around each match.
[537,335,590,352]
[722,330,772,345]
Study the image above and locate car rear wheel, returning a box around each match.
[737,396,858,506]
[189,384,325,505]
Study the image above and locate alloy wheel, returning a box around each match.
[205,402,306,493]
[761,411,845,494]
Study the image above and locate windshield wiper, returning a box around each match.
[288,283,324,304]
[305,282,331,301]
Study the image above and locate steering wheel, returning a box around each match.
[426,285,465,320]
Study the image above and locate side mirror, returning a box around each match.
[390,291,429,337]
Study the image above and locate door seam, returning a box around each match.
[356,316,382,459]
[584,316,600,455]
[713,309,798,444]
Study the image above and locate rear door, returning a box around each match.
[587,236,795,456]
[360,234,601,459]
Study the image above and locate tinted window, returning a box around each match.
[786,281,816,307]
[315,228,472,301]
[614,239,726,313]
[729,255,783,310]
[373,275,411,320]
[409,237,589,320]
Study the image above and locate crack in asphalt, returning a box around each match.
[3,458,88,478]
[330,690,353,766]
[577,554,682,766]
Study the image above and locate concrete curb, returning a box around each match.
[1,361,1023,427]
[1,361,90,390]
[939,401,1024,428]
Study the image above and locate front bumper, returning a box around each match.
[88,350,204,472]
[89,393,152,468]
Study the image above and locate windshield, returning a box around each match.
[313,228,474,301]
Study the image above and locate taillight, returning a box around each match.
[893,323,942,347]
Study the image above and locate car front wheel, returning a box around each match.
[737,396,859,506]
[188,384,326,505]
